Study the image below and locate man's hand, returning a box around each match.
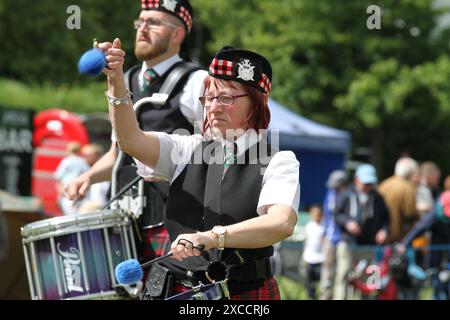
[375,229,388,245]
[395,243,406,255]
[346,220,361,236]
[63,175,91,201]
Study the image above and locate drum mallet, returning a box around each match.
[78,38,106,77]
[115,243,205,285]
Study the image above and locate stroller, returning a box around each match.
[348,246,426,300]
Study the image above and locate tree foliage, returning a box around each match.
[191,0,450,176]
[0,0,140,84]
[2,0,450,176]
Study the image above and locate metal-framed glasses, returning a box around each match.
[199,94,248,108]
[134,18,178,30]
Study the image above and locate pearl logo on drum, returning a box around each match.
[57,244,83,293]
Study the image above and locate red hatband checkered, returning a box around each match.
[258,73,271,95]
[141,0,160,9]
[209,58,234,77]
[177,6,192,32]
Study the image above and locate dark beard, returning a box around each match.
[134,36,171,61]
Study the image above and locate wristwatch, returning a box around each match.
[211,225,227,250]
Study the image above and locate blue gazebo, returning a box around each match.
[268,99,352,209]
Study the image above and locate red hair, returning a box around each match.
[202,76,271,134]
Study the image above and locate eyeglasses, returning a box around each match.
[199,94,248,108]
[134,18,178,30]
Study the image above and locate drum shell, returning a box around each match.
[21,209,137,300]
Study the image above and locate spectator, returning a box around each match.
[420,161,442,200]
[410,167,434,216]
[408,165,432,269]
[334,164,390,299]
[81,144,104,167]
[444,175,450,191]
[378,157,420,243]
[78,144,110,213]
[319,170,348,300]
[399,191,450,300]
[54,141,90,215]
[302,205,325,299]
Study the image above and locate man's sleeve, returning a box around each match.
[179,69,208,133]
[53,158,67,180]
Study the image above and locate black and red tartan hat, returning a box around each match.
[141,0,193,33]
[208,46,272,95]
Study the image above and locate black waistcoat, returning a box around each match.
[129,61,196,134]
[164,139,277,261]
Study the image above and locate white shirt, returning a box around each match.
[112,54,207,142]
[86,181,110,205]
[54,155,90,184]
[302,221,325,264]
[135,131,300,216]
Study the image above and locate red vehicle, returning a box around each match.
[31,109,89,216]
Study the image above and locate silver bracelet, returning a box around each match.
[105,89,133,106]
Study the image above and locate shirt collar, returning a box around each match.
[221,130,263,158]
[141,54,182,77]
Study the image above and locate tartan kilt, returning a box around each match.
[141,225,169,282]
[170,277,281,300]
[141,225,170,261]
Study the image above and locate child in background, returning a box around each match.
[302,205,325,299]
[54,141,90,215]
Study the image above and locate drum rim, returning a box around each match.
[63,290,122,300]
[21,209,132,239]
[22,221,133,243]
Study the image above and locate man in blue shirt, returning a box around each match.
[320,170,348,300]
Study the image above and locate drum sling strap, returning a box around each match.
[123,61,202,106]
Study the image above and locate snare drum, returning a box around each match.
[21,209,138,300]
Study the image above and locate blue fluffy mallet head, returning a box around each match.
[77,48,106,76]
[115,259,143,284]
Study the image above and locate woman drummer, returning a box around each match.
[102,38,299,299]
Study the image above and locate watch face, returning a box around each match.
[213,226,226,235]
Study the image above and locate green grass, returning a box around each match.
[0,78,107,113]
[276,275,310,300]
[419,287,433,300]
[276,275,435,300]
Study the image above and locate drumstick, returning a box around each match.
[140,252,173,269]
[102,175,143,210]
[140,244,205,269]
